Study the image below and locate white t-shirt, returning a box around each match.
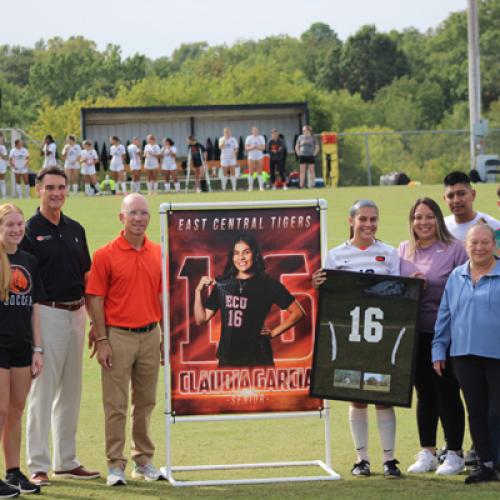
[0,145,7,172]
[219,136,238,163]
[245,134,265,161]
[43,143,57,168]
[127,144,141,170]
[444,212,500,242]
[62,144,82,169]
[9,147,30,171]
[144,144,161,169]
[161,145,177,170]
[325,240,400,276]
[110,144,125,170]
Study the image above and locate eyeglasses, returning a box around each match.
[124,210,150,217]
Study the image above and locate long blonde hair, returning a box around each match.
[0,204,24,301]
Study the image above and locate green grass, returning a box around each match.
[2,183,499,499]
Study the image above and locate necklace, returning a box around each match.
[237,279,248,295]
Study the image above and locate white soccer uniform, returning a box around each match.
[245,134,265,161]
[62,144,82,169]
[445,212,500,241]
[219,136,238,167]
[80,149,98,176]
[127,144,142,170]
[325,240,400,276]
[109,144,125,171]
[161,145,177,171]
[0,145,7,174]
[9,147,29,174]
[144,144,161,169]
[42,143,57,168]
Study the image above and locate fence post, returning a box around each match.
[363,134,372,186]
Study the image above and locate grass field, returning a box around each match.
[1,183,499,499]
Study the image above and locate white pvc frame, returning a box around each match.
[159,199,341,486]
[184,149,212,193]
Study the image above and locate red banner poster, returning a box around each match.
[167,205,322,415]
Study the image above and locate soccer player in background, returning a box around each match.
[8,140,30,199]
[219,127,239,192]
[61,135,82,195]
[244,127,266,192]
[160,138,179,193]
[143,134,161,195]
[109,136,127,195]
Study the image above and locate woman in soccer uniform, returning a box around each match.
[312,199,401,478]
[0,204,44,497]
[0,135,8,199]
[295,125,319,189]
[41,135,57,169]
[8,140,30,199]
[186,136,207,193]
[127,137,142,193]
[109,136,127,195]
[144,134,161,195]
[160,138,179,193]
[80,140,101,196]
[244,126,265,192]
[219,127,239,192]
[194,233,305,367]
[62,135,82,195]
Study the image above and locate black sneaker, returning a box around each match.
[5,470,40,494]
[383,459,402,478]
[464,463,499,484]
[351,460,371,477]
[0,479,19,498]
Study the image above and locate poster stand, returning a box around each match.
[159,199,341,487]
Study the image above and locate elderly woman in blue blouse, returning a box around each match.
[432,223,500,484]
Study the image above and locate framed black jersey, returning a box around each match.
[310,270,423,407]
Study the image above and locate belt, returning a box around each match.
[39,298,85,311]
[110,322,157,333]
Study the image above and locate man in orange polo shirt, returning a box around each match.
[86,193,164,487]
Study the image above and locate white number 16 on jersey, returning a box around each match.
[348,306,384,343]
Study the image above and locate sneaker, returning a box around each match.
[0,479,20,498]
[351,460,370,477]
[384,459,402,478]
[465,447,478,467]
[283,185,288,190]
[5,470,40,494]
[29,472,50,487]
[131,463,165,482]
[436,450,465,475]
[407,449,439,473]
[465,463,498,484]
[436,446,448,464]
[53,465,100,480]
[106,468,126,487]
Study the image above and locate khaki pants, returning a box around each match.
[27,305,86,473]
[102,325,161,469]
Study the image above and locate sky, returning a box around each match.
[1,0,466,58]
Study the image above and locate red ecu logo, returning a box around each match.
[375,256,386,262]
[9,265,32,294]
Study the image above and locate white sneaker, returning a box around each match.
[106,467,126,486]
[435,451,465,475]
[131,463,165,482]
[407,449,439,473]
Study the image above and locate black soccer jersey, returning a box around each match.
[188,143,206,167]
[0,249,45,348]
[205,274,294,366]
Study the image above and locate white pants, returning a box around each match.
[26,305,86,473]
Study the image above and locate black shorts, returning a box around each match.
[0,343,32,369]
[299,155,315,164]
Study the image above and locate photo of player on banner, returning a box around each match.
[167,204,323,415]
[310,270,423,407]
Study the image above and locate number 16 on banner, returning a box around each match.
[310,270,422,408]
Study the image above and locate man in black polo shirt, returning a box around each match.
[21,167,100,486]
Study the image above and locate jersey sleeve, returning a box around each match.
[204,286,220,312]
[324,249,337,270]
[269,279,295,310]
[31,258,46,304]
[388,247,400,276]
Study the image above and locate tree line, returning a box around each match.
[1,0,500,185]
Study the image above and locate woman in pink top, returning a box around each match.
[399,197,467,476]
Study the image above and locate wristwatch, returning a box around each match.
[32,346,44,354]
